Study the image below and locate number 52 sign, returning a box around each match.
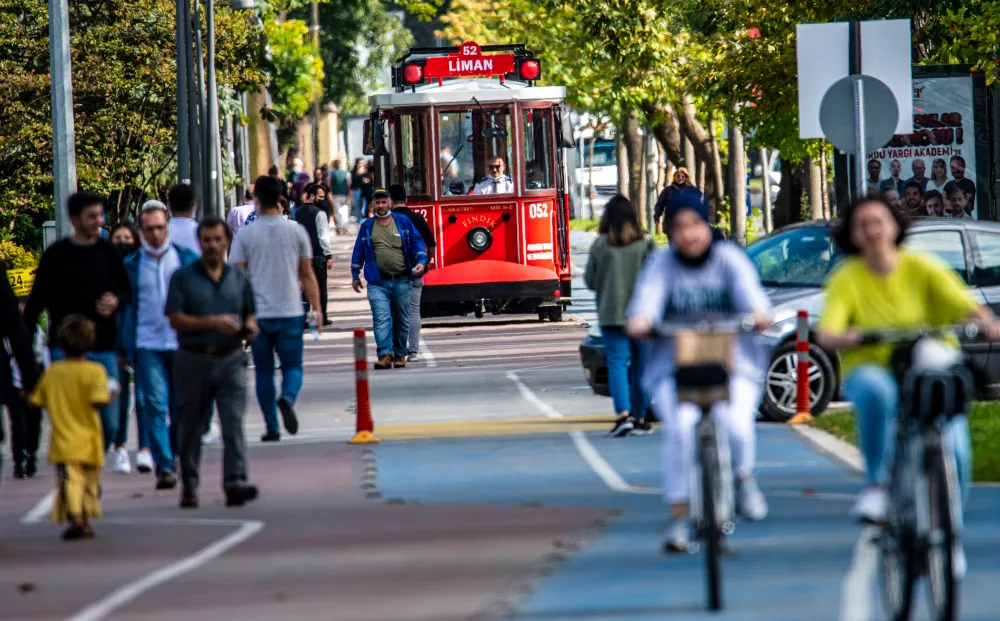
[8,266,37,298]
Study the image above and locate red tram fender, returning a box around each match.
[423,260,557,286]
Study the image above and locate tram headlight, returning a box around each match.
[402,63,423,85]
[518,59,541,81]
[467,226,493,252]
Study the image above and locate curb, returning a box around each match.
[790,423,864,475]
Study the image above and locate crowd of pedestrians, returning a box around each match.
[0,157,442,540]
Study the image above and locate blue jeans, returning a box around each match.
[113,363,149,449]
[135,349,176,474]
[367,278,411,357]
[353,189,366,219]
[843,364,971,504]
[51,349,119,452]
[250,317,304,433]
[601,326,649,419]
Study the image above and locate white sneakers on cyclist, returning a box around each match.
[112,447,132,474]
[851,486,888,524]
[738,477,768,521]
[664,520,691,554]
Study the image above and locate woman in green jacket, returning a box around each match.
[584,195,657,436]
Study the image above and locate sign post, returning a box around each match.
[798,19,913,203]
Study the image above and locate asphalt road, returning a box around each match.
[3,232,999,621]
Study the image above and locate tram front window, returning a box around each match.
[522,108,553,190]
[395,113,429,197]
[438,108,513,196]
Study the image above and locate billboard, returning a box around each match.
[865,76,979,219]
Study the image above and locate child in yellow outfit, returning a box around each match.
[30,315,118,540]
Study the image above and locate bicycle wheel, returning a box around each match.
[700,429,723,611]
[925,445,959,621]
[880,442,916,621]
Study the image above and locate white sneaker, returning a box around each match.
[664,520,691,553]
[112,447,132,474]
[953,543,967,579]
[135,450,154,474]
[202,420,220,445]
[738,476,768,521]
[851,486,888,524]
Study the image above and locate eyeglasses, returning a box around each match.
[489,165,502,171]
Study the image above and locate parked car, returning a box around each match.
[580,218,1000,421]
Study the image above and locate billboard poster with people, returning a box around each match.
[864,76,978,219]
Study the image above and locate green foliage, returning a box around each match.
[263,18,323,120]
[311,0,414,116]
[0,240,38,269]
[0,0,264,250]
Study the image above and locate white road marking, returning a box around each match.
[839,526,879,621]
[419,337,437,368]
[506,370,654,495]
[21,490,55,523]
[791,424,865,473]
[65,518,264,621]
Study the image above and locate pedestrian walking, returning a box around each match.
[166,185,201,256]
[351,159,367,221]
[326,158,351,234]
[652,168,699,234]
[230,175,322,442]
[29,315,118,539]
[109,220,146,474]
[120,202,199,491]
[388,185,436,361]
[24,191,132,452]
[226,188,256,238]
[350,189,428,369]
[585,195,655,437]
[165,217,259,508]
[293,183,334,326]
[1,260,39,482]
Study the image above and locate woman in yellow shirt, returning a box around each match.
[817,197,1000,528]
[30,315,116,540]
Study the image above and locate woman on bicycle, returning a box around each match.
[584,195,656,437]
[626,191,772,552]
[816,196,1000,526]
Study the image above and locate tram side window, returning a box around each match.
[522,109,553,190]
[438,109,513,196]
[395,113,429,197]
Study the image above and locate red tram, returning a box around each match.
[363,42,575,321]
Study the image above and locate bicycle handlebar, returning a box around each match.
[653,315,757,337]
[857,323,980,345]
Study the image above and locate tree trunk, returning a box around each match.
[616,136,628,196]
[587,136,596,219]
[807,156,824,220]
[728,113,747,245]
[706,110,726,223]
[774,160,806,228]
[760,148,773,233]
[623,109,644,219]
[641,101,682,167]
[676,93,725,217]
[682,133,695,170]
[819,142,830,218]
[696,158,706,193]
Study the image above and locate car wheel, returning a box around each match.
[761,340,837,423]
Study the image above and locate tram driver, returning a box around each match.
[473,157,514,194]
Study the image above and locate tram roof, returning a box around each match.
[369,78,567,108]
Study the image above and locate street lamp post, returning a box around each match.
[49,0,77,239]
[175,0,190,185]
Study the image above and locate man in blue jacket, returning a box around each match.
[351,189,428,369]
[120,202,200,490]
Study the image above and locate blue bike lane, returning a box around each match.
[373,425,1000,620]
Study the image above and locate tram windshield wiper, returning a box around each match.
[473,97,507,138]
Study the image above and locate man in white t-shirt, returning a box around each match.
[229,175,322,442]
[226,187,256,238]
[167,184,201,256]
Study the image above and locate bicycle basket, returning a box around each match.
[674,331,733,389]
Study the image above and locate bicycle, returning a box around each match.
[856,324,978,621]
[654,315,757,611]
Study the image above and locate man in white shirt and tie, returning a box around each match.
[474,157,514,195]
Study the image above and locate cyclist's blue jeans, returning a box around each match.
[601,326,648,418]
[843,364,971,505]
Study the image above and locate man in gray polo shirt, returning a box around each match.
[166,217,259,509]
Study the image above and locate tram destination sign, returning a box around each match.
[424,41,515,82]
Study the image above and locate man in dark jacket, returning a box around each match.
[293,183,334,325]
[652,167,700,233]
[1,260,39,481]
[389,184,435,361]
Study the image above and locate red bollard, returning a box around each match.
[788,310,814,425]
[349,328,381,444]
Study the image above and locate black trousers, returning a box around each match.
[309,259,329,321]
[4,394,42,461]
